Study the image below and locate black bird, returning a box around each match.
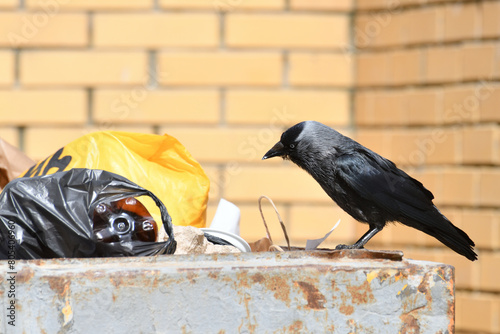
[262,121,477,261]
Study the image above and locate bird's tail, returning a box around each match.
[405,209,477,261]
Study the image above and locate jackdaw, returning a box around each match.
[262,121,477,261]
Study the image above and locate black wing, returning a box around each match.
[335,150,435,220]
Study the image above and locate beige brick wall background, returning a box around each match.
[0,0,499,332]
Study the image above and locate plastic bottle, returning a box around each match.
[92,197,158,243]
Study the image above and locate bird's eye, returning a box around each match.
[289,144,295,149]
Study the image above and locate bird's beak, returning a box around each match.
[262,141,285,160]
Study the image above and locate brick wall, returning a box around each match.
[355,1,500,333]
[0,0,499,332]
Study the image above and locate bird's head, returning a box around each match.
[262,120,342,164]
[262,121,306,161]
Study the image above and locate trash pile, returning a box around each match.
[0,131,338,260]
[0,132,249,260]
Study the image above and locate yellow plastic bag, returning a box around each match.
[21,131,209,228]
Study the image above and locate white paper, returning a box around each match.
[209,198,241,236]
[305,219,341,250]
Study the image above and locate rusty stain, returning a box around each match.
[238,292,257,333]
[47,276,70,296]
[308,248,403,261]
[339,304,354,315]
[250,272,265,284]
[218,330,226,334]
[263,275,291,306]
[399,314,421,334]
[208,271,219,280]
[16,267,35,284]
[287,320,304,333]
[296,281,326,309]
[235,271,250,288]
[347,280,374,305]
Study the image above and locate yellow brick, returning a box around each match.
[355,129,391,157]
[223,165,330,202]
[227,14,348,49]
[0,128,19,148]
[442,85,481,124]
[480,253,500,292]
[353,91,372,126]
[462,125,499,165]
[94,14,218,48]
[290,0,352,11]
[389,129,457,166]
[425,46,462,83]
[158,127,283,163]
[461,43,496,81]
[356,52,391,86]
[289,53,353,87]
[356,0,414,10]
[385,223,428,248]
[0,90,87,125]
[444,2,479,41]
[462,210,499,250]
[406,7,440,44]
[424,128,459,165]
[456,292,500,333]
[20,51,148,87]
[201,166,220,202]
[158,52,281,87]
[480,83,500,122]
[25,0,153,10]
[0,0,16,8]
[403,249,439,263]
[406,89,441,125]
[355,12,403,48]
[288,205,356,245]
[479,170,500,207]
[482,1,500,38]
[225,90,350,126]
[0,13,87,48]
[358,91,406,126]
[160,0,284,11]
[441,168,479,207]
[0,51,14,87]
[390,49,421,85]
[94,89,219,125]
[389,130,420,166]
[24,126,155,161]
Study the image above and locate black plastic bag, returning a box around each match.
[0,168,176,259]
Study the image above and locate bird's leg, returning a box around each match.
[335,225,382,250]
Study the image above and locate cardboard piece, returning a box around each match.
[0,138,35,191]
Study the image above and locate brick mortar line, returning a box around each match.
[355,0,489,14]
[355,37,500,54]
[13,48,20,88]
[86,88,93,126]
[355,78,500,91]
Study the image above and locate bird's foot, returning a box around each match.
[335,244,364,250]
